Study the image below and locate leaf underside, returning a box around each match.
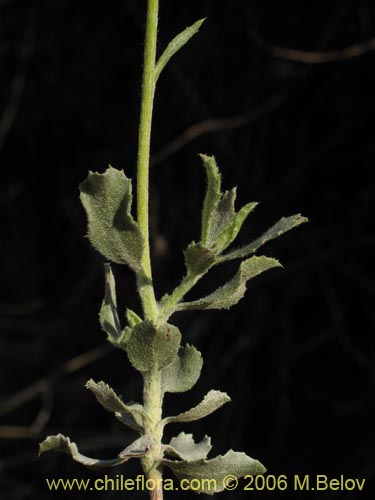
[99,264,122,343]
[164,432,212,461]
[39,434,153,470]
[161,344,203,394]
[85,379,145,431]
[163,389,230,424]
[163,450,266,494]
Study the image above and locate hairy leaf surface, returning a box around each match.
[177,256,281,311]
[220,214,308,262]
[199,155,259,252]
[210,188,237,241]
[213,202,258,252]
[85,379,145,431]
[39,434,153,469]
[126,321,181,372]
[79,167,143,271]
[164,432,212,461]
[200,155,222,246]
[155,19,206,81]
[99,264,121,343]
[163,390,230,424]
[163,450,266,494]
[161,344,203,394]
[126,308,142,328]
[184,242,217,276]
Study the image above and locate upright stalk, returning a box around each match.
[137,0,159,322]
[40,2,306,496]
[137,1,163,498]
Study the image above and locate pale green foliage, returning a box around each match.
[126,308,142,327]
[158,155,307,323]
[39,434,153,470]
[126,321,181,372]
[164,432,212,461]
[86,379,136,413]
[85,379,145,432]
[163,390,231,424]
[163,450,266,494]
[197,155,307,265]
[184,242,217,276]
[99,263,130,349]
[155,19,206,82]
[41,153,306,492]
[200,154,258,253]
[219,214,308,263]
[161,344,203,394]
[39,10,308,497]
[178,256,282,311]
[201,154,222,246]
[80,167,144,271]
[99,264,122,342]
[214,201,258,253]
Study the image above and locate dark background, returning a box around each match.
[0,0,373,499]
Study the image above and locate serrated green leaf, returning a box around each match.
[126,321,181,373]
[214,201,258,253]
[39,434,153,470]
[199,155,259,252]
[177,256,282,311]
[200,154,222,247]
[155,19,206,82]
[85,379,145,431]
[85,379,133,413]
[161,344,203,394]
[184,242,217,276]
[99,264,121,344]
[163,450,266,494]
[79,166,144,271]
[164,432,212,461]
[219,214,308,263]
[126,308,142,328]
[163,390,230,424]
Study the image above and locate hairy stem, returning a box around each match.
[137,0,159,322]
[142,370,164,499]
[160,273,202,321]
[137,1,163,498]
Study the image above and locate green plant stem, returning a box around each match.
[137,0,159,322]
[160,261,219,320]
[160,273,202,320]
[137,1,164,498]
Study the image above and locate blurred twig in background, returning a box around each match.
[251,30,375,63]
[0,344,112,438]
[151,94,285,167]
